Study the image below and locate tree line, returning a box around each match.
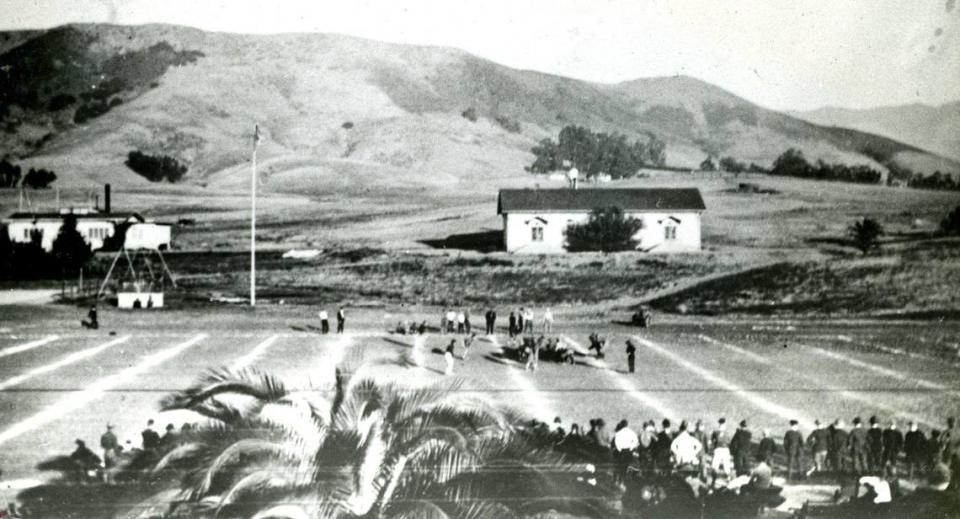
[0,215,92,280]
[768,148,883,184]
[527,125,667,179]
[0,157,57,188]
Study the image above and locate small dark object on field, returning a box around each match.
[177,218,196,226]
[632,309,650,327]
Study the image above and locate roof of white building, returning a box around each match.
[497,188,706,214]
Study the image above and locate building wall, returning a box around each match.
[5,219,115,251]
[503,211,701,254]
[125,223,171,250]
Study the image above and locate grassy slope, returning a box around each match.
[2,23,957,196]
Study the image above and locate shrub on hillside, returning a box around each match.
[22,168,56,188]
[494,115,521,133]
[699,156,717,171]
[848,218,884,255]
[909,171,959,191]
[565,206,643,252]
[461,106,478,122]
[125,150,187,182]
[73,101,111,124]
[719,156,747,173]
[528,125,666,179]
[942,206,960,235]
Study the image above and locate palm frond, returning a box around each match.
[161,368,289,412]
[198,438,299,497]
[248,504,312,519]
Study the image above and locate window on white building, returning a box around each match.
[665,226,677,241]
[531,226,544,242]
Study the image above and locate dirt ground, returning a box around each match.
[0,302,956,513]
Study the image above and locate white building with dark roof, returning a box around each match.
[497,188,706,254]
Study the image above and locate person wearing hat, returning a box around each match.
[848,416,869,475]
[830,419,849,475]
[904,421,928,479]
[784,419,804,480]
[731,419,753,476]
[867,415,884,473]
[807,419,829,477]
[99,424,119,483]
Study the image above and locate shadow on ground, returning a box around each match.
[419,230,503,252]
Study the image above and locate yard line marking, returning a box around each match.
[229,335,280,371]
[0,336,131,391]
[292,334,355,390]
[632,336,813,426]
[0,335,58,359]
[489,336,556,422]
[834,334,960,368]
[562,335,676,420]
[698,334,937,428]
[0,334,207,447]
[797,342,948,391]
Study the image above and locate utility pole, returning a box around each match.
[250,124,260,306]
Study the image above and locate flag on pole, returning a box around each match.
[254,124,261,147]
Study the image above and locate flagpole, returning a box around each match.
[250,125,258,307]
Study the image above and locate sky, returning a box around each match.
[2,0,958,111]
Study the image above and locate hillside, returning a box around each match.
[790,102,960,163]
[1,23,958,194]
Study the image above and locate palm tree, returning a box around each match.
[149,365,613,519]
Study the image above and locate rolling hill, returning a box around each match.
[1,23,957,195]
[790,102,960,162]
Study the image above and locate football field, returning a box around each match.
[0,305,958,501]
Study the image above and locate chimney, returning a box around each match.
[104,184,111,214]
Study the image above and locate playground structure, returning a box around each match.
[97,241,176,308]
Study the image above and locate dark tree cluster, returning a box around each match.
[528,125,666,179]
[0,218,91,280]
[0,158,56,188]
[769,148,882,184]
[848,217,884,255]
[125,151,187,182]
[908,171,960,191]
[564,206,643,252]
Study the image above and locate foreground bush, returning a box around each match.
[565,206,643,252]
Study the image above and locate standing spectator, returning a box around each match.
[945,417,960,467]
[440,308,448,334]
[784,419,804,480]
[655,419,675,471]
[849,416,869,475]
[612,419,639,486]
[318,309,329,334]
[757,428,777,465]
[456,310,466,334]
[100,424,119,484]
[508,311,517,338]
[928,430,943,470]
[159,424,178,450]
[731,420,753,476]
[463,308,472,334]
[830,419,849,474]
[882,420,904,475]
[639,421,657,471]
[485,307,496,335]
[867,415,884,473]
[711,417,735,483]
[543,308,554,333]
[904,421,927,478]
[807,419,830,476]
[444,339,456,376]
[692,419,709,478]
[587,419,609,448]
[445,309,456,333]
[336,307,346,333]
[524,308,534,334]
[671,422,703,468]
[517,308,525,335]
[141,419,160,451]
[625,339,637,373]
